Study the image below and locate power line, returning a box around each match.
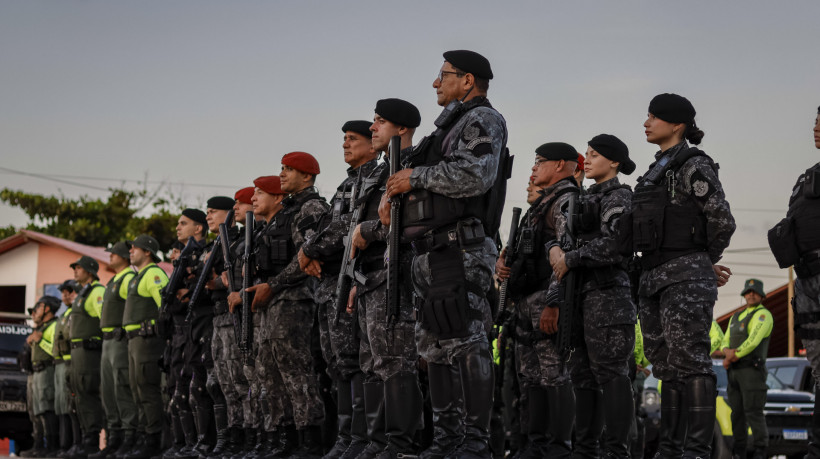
[0,166,241,191]
[0,166,111,191]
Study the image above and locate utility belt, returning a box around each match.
[514,314,551,346]
[102,328,126,341]
[414,241,487,340]
[54,359,66,365]
[410,219,485,256]
[795,249,820,279]
[126,320,158,340]
[730,356,764,370]
[70,338,103,350]
[32,360,54,372]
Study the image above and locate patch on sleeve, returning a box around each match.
[759,314,766,321]
[689,170,716,200]
[154,275,162,285]
[96,296,103,304]
[466,136,493,151]
[601,206,625,223]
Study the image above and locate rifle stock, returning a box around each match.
[555,192,580,362]
[495,207,522,324]
[335,176,366,324]
[386,136,401,325]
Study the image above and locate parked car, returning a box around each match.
[641,359,813,459]
[0,318,34,451]
[767,357,815,392]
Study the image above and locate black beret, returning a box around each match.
[535,142,578,162]
[588,134,636,175]
[648,93,696,124]
[342,120,373,138]
[443,50,493,80]
[817,105,820,114]
[375,98,421,128]
[207,196,234,211]
[181,208,207,225]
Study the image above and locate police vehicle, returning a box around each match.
[0,315,34,450]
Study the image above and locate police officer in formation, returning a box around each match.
[25,296,61,456]
[721,279,772,459]
[21,49,769,459]
[769,104,820,459]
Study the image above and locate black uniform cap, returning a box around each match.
[443,50,493,80]
[375,98,421,128]
[648,93,696,124]
[535,142,578,161]
[58,279,78,293]
[129,234,162,262]
[207,196,234,211]
[587,134,636,175]
[341,120,373,138]
[181,208,207,225]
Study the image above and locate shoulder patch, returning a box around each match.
[693,180,709,197]
[466,136,493,151]
[759,314,766,321]
[602,206,625,223]
[154,275,162,285]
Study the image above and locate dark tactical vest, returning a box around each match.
[573,183,632,288]
[31,319,57,365]
[728,305,770,364]
[789,163,820,255]
[318,174,358,277]
[631,147,712,269]
[70,282,104,340]
[255,189,323,280]
[54,308,72,360]
[401,97,510,240]
[509,181,577,297]
[123,265,166,326]
[356,163,391,272]
[100,270,135,329]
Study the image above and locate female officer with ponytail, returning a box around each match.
[631,93,736,458]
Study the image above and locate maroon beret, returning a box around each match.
[253,176,285,195]
[234,187,255,204]
[281,151,320,175]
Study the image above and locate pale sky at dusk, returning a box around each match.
[2,1,819,315]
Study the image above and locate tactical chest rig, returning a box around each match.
[629,147,712,269]
[254,189,322,281]
[401,98,512,339]
[769,163,820,278]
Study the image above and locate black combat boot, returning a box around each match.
[173,409,199,459]
[323,378,353,459]
[63,412,83,458]
[125,432,163,459]
[229,428,256,459]
[682,376,716,459]
[42,411,61,456]
[340,372,368,459]
[90,429,124,459]
[291,425,323,458]
[248,429,276,459]
[356,380,387,459]
[449,345,494,459]
[214,426,242,459]
[20,430,46,458]
[204,404,229,458]
[602,376,633,459]
[653,380,685,459]
[376,372,423,458]
[544,384,574,459]
[571,387,604,459]
[516,387,550,459]
[55,414,73,457]
[418,364,463,459]
[190,403,215,457]
[163,415,185,459]
[70,431,101,459]
[111,431,135,459]
[269,425,298,458]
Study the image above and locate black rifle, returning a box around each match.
[335,177,368,324]
[159,236,197,338]
[554,191,581,362]
[495,207,522,324]
[240,211,254,364]
[185,209,235,322]
[386,136,402,325]
[219,217,241,343]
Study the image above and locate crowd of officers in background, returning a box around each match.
[15,48,820,459]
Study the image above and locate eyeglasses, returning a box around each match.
[533,158,548,167]
[437,70,465,81]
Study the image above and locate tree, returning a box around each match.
[0,186,183,256]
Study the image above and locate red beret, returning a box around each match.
[576,153,585,169]
[281,151,320,175]
[234,186,255,204]
[253,176,285,195]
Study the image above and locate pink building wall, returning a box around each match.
[36,244,114,296]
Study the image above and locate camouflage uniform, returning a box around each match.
[404,97,506,457]
[779,161,820,458]
[301,162,378,456]
[253,186,327,448]
[635,141,735,458]
[355,154,422,456]
[554,177,636,458]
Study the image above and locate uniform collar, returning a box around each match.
[587,176,622,195]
